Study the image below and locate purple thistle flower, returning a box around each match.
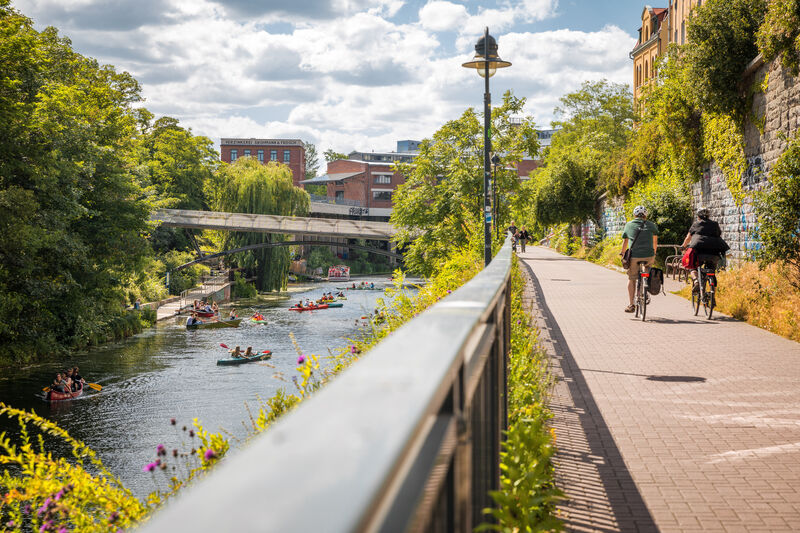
[204,448,217,461]
[447,290,452,294]
[143,462,157,473]
[172,448,178,457]
[54,489,64,501]
[23,504,31,514]
[170,418,176,425]
[350,345,357,353]
[7,521,14,528]
[297,355,305,365]
[58,528,68,533]
[155,459,161,466]
[517,320,521,325]
[109,511,120,523]
[39,520,53,533]
[156,444,165,455]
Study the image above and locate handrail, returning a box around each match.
[143,238,513,532]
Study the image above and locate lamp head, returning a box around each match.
[461,28,511,78]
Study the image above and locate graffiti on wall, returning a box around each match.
[601,207,626,237]
[742,155,765,190]
[738,204,761,258]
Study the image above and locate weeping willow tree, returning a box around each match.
[216,158,309,291]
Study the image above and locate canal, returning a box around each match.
[0,278,412,498]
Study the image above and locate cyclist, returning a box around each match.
[619,205,659,313]
[680,206,729,290]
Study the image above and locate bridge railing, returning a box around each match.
[143,237,513,532]
[179,272,230,310]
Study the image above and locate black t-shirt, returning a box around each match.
[689,219,721,237]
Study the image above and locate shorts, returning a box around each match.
[627,256,654,280]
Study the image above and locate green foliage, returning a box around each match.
[623,171,692,255]
[232,271,257,298]
[304,141,320,179]
[303,183,326,196]
[549,224,582,256]
[754,132,800,285]
[532,157,598,226]
[215,158,309,291]
[391,91,539,275]
[0,5,151,362]
[702,112,748,204]
[161,250,210,295]
[757,0,800,75]
[323,149,347,162]
[684,0,767,117]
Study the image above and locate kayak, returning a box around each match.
[186,319,242,330]
[326,303,343,308]
[46,387,83,402]
[250,319,269,325]
[336,296,347,301]
[289,304,329,312]
[336,286,382,291]
[217,350,272,366]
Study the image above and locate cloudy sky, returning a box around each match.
[14,0,643,155]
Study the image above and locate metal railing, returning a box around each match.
[179,272,230,310]
[308,193,364,207]
[144,238,513,532]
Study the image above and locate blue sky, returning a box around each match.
[13,0,643,156]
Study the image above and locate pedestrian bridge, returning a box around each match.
[149,209,397,240]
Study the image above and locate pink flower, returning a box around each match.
[170,418,176,425]
[350,345,357,353]
[297,355,305,365]
[143,462,157,472]
[156,444,165,455]
[203,448,217,461]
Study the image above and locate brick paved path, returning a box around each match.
[519,246,800,532]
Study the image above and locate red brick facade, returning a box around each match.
[220,138,306,187]
[324,159,405,209]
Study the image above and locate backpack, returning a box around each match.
[648,267,664,295]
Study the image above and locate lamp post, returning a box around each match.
[462,28,511,266]
[491,153,501,239]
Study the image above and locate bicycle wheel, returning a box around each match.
[703,280,716,319]
[692,274,701,316]
[641,277,648,322]
[634,278,641,318]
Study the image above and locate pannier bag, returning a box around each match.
[648,267,665,295]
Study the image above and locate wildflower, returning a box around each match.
[109,511,120,524]
[54,488,64,501]
[188,429,194,438]
[170,418,176,425]
[143,462,157,473]
[172,449,178,457]
[350,345,357,353]
[160,462,167,470]
[447,290,452,294]
[23,504,31,514]
[58,528,68,533]
[156,444,166,456]
[517,320,521,325]
[204,448,217,461]
[297,355,305,365]
[7,521,14,528]
[155,459,161,466]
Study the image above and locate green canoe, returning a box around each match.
[186,318,242,330]
[217,350,272,366]
[325,303,343,308]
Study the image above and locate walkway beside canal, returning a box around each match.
[520,246,800,532]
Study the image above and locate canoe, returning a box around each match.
[289,304,329,312]
[194,310,216,318]
[217,350,272,366]
[46,387,83,402]
[186,318,242,330]
[326,303,343,308]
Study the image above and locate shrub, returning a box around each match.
[754,132,800,287]
[232,271,257,298]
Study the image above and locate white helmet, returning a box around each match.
[633,205,647,218]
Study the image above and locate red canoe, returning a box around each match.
[289,304,329,312]
[194,310,216,318]
[46,387,83,402]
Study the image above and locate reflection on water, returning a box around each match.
[0,279,413,497]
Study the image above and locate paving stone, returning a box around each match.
[519,247,800,532]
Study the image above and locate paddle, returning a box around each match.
[42,382,101,392]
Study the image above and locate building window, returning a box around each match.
[372,191,392,202]
[644,60,648,80]
[283,150,290,163]
[258,150,264,162]
[231,149,238,161]
[244,149,251,157]
[270,150,277,161]
[374,175,391,184]
[335,191,344,201]
[681,21,685,44]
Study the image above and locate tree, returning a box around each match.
[304,141,320,180]
[324,149,348,162]
[215,158,309,291]
[757,0,800,75]
[391,91,539,275]
[0,3,150,361]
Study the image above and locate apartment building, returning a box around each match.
[219,138,306,187]
[631,1,704,103]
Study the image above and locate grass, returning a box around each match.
[675,261,800,342]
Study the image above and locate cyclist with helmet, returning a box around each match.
[681,206,729,289]
[620,205,659,313]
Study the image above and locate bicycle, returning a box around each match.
[692,255,719,319]
[634,260,651,321]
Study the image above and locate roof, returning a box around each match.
[300,171,364,184]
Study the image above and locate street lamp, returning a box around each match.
[491,154,501,239]
[462,28,511,266]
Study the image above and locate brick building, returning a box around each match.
[220,138,306,187]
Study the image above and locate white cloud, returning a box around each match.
[12,0,636,153]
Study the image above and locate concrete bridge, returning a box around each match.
[150,209,397,240]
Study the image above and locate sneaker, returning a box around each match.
[624,304,635,313]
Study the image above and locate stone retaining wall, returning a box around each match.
[691,56,800,260]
